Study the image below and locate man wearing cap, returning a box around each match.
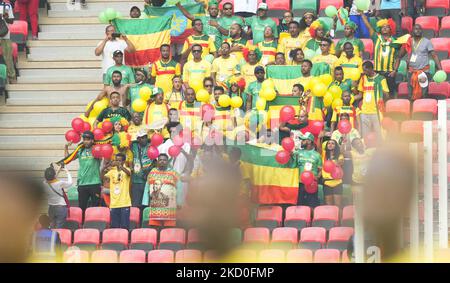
[151,44,181,96]
[183,44,212,89]
[104,50,136,86]
[244,3,278,45]
[293,132,322,208]
[131,129,153,210]
[335,22,365,59]
[143,87,169,127]
[395,24,441,100]
[243,66,265,112]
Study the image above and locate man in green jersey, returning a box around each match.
[104,50,135,86]
[244,3,278,45]
[244,66,265,112]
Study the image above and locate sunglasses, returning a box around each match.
[204,84,213,87]
[320,44,329,47]
[192,50,202,53]
[224,7,232,10]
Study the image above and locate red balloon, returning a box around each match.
[337,120,352,134]
[280,106,295,123]
[151,133,164,147]
[82,122,91,132]
[275,150,291,165]
[191,136,202,150]
[301,171,314,185]
[101,121,113,133]
[101,144,113,159]
[309,120,324,136]
[201,104,215,122]
[281,137,295,152]
[147,145,159,160]
[93,128,105,141]
[71,118,84,133]
[323,160,336,173]
[92,144,103,158]
[168,145,181,157]
[172,134,184,147]
[304,181,318,194]
[331,166,344,179]
[65,130,80,143]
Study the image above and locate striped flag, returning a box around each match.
[112,17,172,67]
[266,65,303,96]
[267,96,302,129]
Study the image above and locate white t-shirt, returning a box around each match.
[234,0,257,13]
[1,3,14,40]
[97,39,127,74]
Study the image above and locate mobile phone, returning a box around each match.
[111,32,121,38]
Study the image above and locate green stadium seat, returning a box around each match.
[292,0,317,17]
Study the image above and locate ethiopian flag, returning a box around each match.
[144,3,205,44]
[230,142,299,204]
[266,65,303,96]
[112,17,172,67]
[267,96,302,129]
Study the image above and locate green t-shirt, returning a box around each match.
[329,79,353,92]
[97,107,132,122]
[76,147,101,186]
[104,65,136,85]
[335,37,365,56]
[199,15,222,49]
[129,83,153,113]
[294,148,322,176]
[244,80,263,110]
[131,142,154,184]
[245,16,278,45]
[218,16,245,39]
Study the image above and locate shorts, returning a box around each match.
[323,184,343,196]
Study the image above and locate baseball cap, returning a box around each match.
[257,3,268,10]
[254,66,265,74]
[136,129,148,138]
[300,132,315,142]
[82,131,94,139]
[151,87,164,97]
[418,72,428,88]
[113,50,123,56]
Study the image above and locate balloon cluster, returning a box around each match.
[257,79,277,111]
[65,117,91,143]
[132,86,152,112]
[323,160,344,179]
[99,8,121,24]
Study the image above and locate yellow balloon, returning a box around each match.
[332,98,343,109]
[312,83,327,97]
[349,72,361,81]
[196,88,210,103]
[230,96,243,108]
[321,74,333,86]
[132,98,147,112]
[310,77,322,87]
[93,100,108,113]
[323,92,333,107]
[79,114,89,122]
[139,86,152,101]
[261,79,274,90]
[85,100,95,112]
[255,97,267,111]
[190,80,203,93]
[260,87,276,101]
[329,85,343,100]
[303,80,312,92]
[99,97,109,106]
[218,95,231,107]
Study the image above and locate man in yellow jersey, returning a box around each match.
[277,21,303,62]
[183,44,212,89]
[211,41,239,85]
[212,86,236,134]
[224,23,248,63]
[151,44,181,96]
[311,38,338,72]
[239,47,262,86]
[181,18,217,62]
[143,87,169,127]
[178,87,202,135]
[335,42,363,81]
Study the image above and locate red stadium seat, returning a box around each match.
[8,20,28,44]
[425,0,449,16]
[271,227,298,249]
[175,249,203,263]
[73,228,100,250]
[314,249,341,263]
[401,16,413,34]
[286,249,313,263]
[401,120,424,142]
[341,205,354,227]
[63,249,90,263]
[412,99,438,120]
[258,249,285,263]
[243,227,271,246]
[187,228,203,250]
[440,60,450,80]
[327,227,354,251]
[91,250,118,263]
[101,228,129,251]
[129,207,140,230]
[360,38,374,60]
[416,16,440,38]
[159,228,186,251]
[130,228,158,252]
[299,227,327,251]
[119,250,146,263]
[341,250,351,263]
[284,205,311,230]
[397,82,409,98]
[428,82,449,99]
[261,0,291,17]
[53,229,72,249]
[312,205,339,231]
[147,250,175,263]
[255,205,283,230]
[385,99,411,121]
[430,38,450,61]
[64,207,82,232]
[319,0,343,16]
[83,207,110,232]
[440,16,450,37]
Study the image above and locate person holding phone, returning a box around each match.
[0,1,16,84]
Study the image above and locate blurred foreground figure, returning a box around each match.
[0,173,45,262]
[31,215,63,263]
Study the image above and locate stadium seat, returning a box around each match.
[203,250,219,263]
[286,249,313,263]
[416,16,440,38]
[401,120,424,142]
[341,205,354,227]
[159,228,186,251]
[271,227,298,249]
[430,38,450,61]
[312,205,339,231]
[314,249,341,263]
[243,227,271,247]
[298,227,327,251]
[292,0,317,17]
[141,207,151,228]
[130,228,158,252]
[341,250,351,263]
[381,117,400,133]
[440,16,450,37]
[63,249,90,263]
[101,228,129,251]
[83,207,110,232]
[428,82,450,99]
[258,249,285,263]
[284,205,311,230]
[147,250,175,263]
[397,82,409,99]
[385,99,411,121]
[129,207,140,230]
[271,17,280,26]
[327,227,354,251]
[440,60,450,81]
[360,38,374,60]
[119,250,146,263]
[255,205,283,230]
[424,0,449,16]
[412,99,438,120]
[318,0,343,16]
[63,207,83,232]
[260,0,290,18]
[73,228,100,250]
[91,250,118,263]
[187,228,203,250]
[401,16,413,34]
[53,229,72,249]
[175,249,203,263]
[8,20,28,45]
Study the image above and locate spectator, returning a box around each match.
[304,20,335,55]
[212,86,236,133]
[128,68,153,110]
[311,38,338,71]
[95,25,136,78]
[183,44,212,89]
[330,114,362,147]
[298,59,313,92]
[128,112,145,141]
[395,24,442,100]
[299,12,317,44]
[289,48,304,66]
[168,108,179,123]
[89,71,129,110]
[70,0,86,7]
[129,6,141,18]
[278,21,303,63]
[178,87,202,133]
[181,18,217,62]
[143,87,169,127]
[257,26,277,66]
[151,44,181,96]
[243,66,265,111]
[212,41,239,85]
[218,2,245,39]
[347,0,371,39]
[102,153,132,230]
[43,164,72,229]
[92,92,132,128]
[0,3,16,83]
[279,107,310,146]
[104,50,136,86]
[355,61,389,140]
[240,47,261,85]
[224,23,248,62]
[203,76,215,103]
[31,215,62,263]
[329,66,356,94]
[331,91,361,133]
[378,0,406,37]
[278,11,294,42]
[322,139,344,207]
[335,22,365,58]
[343,137,374,186]
[274,52,286,65]
[16,0,39,40]
[244,3,278,45]
[165,75,184,109]
[335,42,363,81]
[130,130,153,211]
[292,83,304,97]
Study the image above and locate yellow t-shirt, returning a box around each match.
[164,91,184,109]
[105,167,131,208]
[211,56,239,84]
[181,34,217,61]
[182,59,212,84]
[151,59,181,96]
[335,55,363,81]
[357,74,389,114]
[322,154,345,187]
[311,54,339,71]
[277,34,304,61]
[351,148,375,184]
[240,63,260,86]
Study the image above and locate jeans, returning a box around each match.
[379,9,402,37]
[77,184,101,220]
[110,207,130,229]
[349,14,370,38]
[48,205,68,229]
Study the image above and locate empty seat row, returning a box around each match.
[385,98,439,121]
[402,15,450,37]
[398,82,450,101]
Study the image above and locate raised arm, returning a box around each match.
[360,12,375,38]
[176,2,196,21]
[121,35,136,53]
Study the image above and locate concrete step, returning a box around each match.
[0,113,82,128]
[49,2,142,11]
[39,16,100,25]
[17,61,101,69]
[27,40,100,48]
[38,31,104,40]
[0,128,70,136]
[7,90,98,106]
[0,156,80,171]
[7,83,103,91]
[40,24,107,32]
[28,46,100,61]
[0,105,85,113]
[0,135,67,150]
[17,68,102,83]
[0,149,69,157]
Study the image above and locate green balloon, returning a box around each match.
[304,49,315,60]
[115,11,122,19]
[433,70,447,83]
[98,11,109,24]
[325,6,337,18]
[105,8,117,21]
[355,0,370,11]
